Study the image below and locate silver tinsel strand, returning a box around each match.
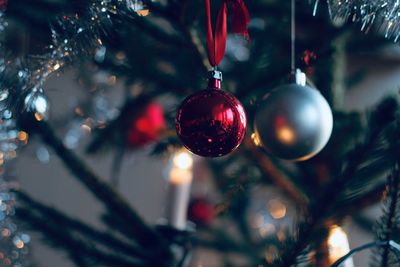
[0,109,32,266]
[312,0,400,41]
[0,169,32,267]
[0,0,149,117]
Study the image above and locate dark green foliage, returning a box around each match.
[371,166,400,267]
[5,0,400,267]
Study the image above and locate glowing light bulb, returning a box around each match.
[173,150,193,170]
[328,225,354,267]
[165,149,194,229]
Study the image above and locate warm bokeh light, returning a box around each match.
[251,132,262,146]
[265,245,278,264]
[81,124,92,134]
[259,223,276,238]
[1,228,10,237]
[267,199,287,219]
[328,225,354,267]
[8,150,16,159]
[53,63,61,71]
[34,112,44,121]
[18,131,28,143]
[14,240,24,249]
[137,9,150,16]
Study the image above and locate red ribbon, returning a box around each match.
[204,0,250,67]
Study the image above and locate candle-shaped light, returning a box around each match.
[328,225,354,267]
[165,150,193,229]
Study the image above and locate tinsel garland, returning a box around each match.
[0,0,148,122]
[0,185,33,267]
[313,0,400,41]
[0,0,154,158]
[0,1,147,265]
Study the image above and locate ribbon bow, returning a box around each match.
[204,0,250,67]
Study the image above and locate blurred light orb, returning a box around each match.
[173,150,193,170]
[24,89,49,121]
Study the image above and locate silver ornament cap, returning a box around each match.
[254,69,333,161]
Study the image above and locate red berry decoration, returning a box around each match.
[175,71,247,157]
[127,102,166,147]
[188,198,215,225]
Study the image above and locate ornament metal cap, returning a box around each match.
[208,69,223,89]
[209,69,223,80]
[289,69,306,86]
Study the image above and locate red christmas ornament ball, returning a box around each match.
[127,102,166,147]
[188,198,215,225]
[175,88,247,157]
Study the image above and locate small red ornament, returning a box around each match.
[175,71,247,157]
[127,102,166,147]
[188,198,215,225]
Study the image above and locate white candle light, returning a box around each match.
[165,150,193,230]
[328,225,354,267]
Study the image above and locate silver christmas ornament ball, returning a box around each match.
[254,83,333,161]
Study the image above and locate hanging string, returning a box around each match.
[313,0,320,16]
[204,0,250,67]
[291,0,296,72]
[330,240,400,267]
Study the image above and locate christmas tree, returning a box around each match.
[0,0,400,266]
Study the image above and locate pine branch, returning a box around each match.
[273,98,400,267]
[191,226,264,264]
[7,0,85,26]
[355,215,375,233]
[110,145,125,186]
[28,119,172,262]
[276,126,383,267]
[333,241,400,267]
[379,166,400,267]
[243,136,309,206]
[192,235,251,254]
[123,15,187,48]
[184,26,209,72]
[131,0,209,73]
[17,207,148,267]
[15,190,151,260]
[333,182,386,219]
